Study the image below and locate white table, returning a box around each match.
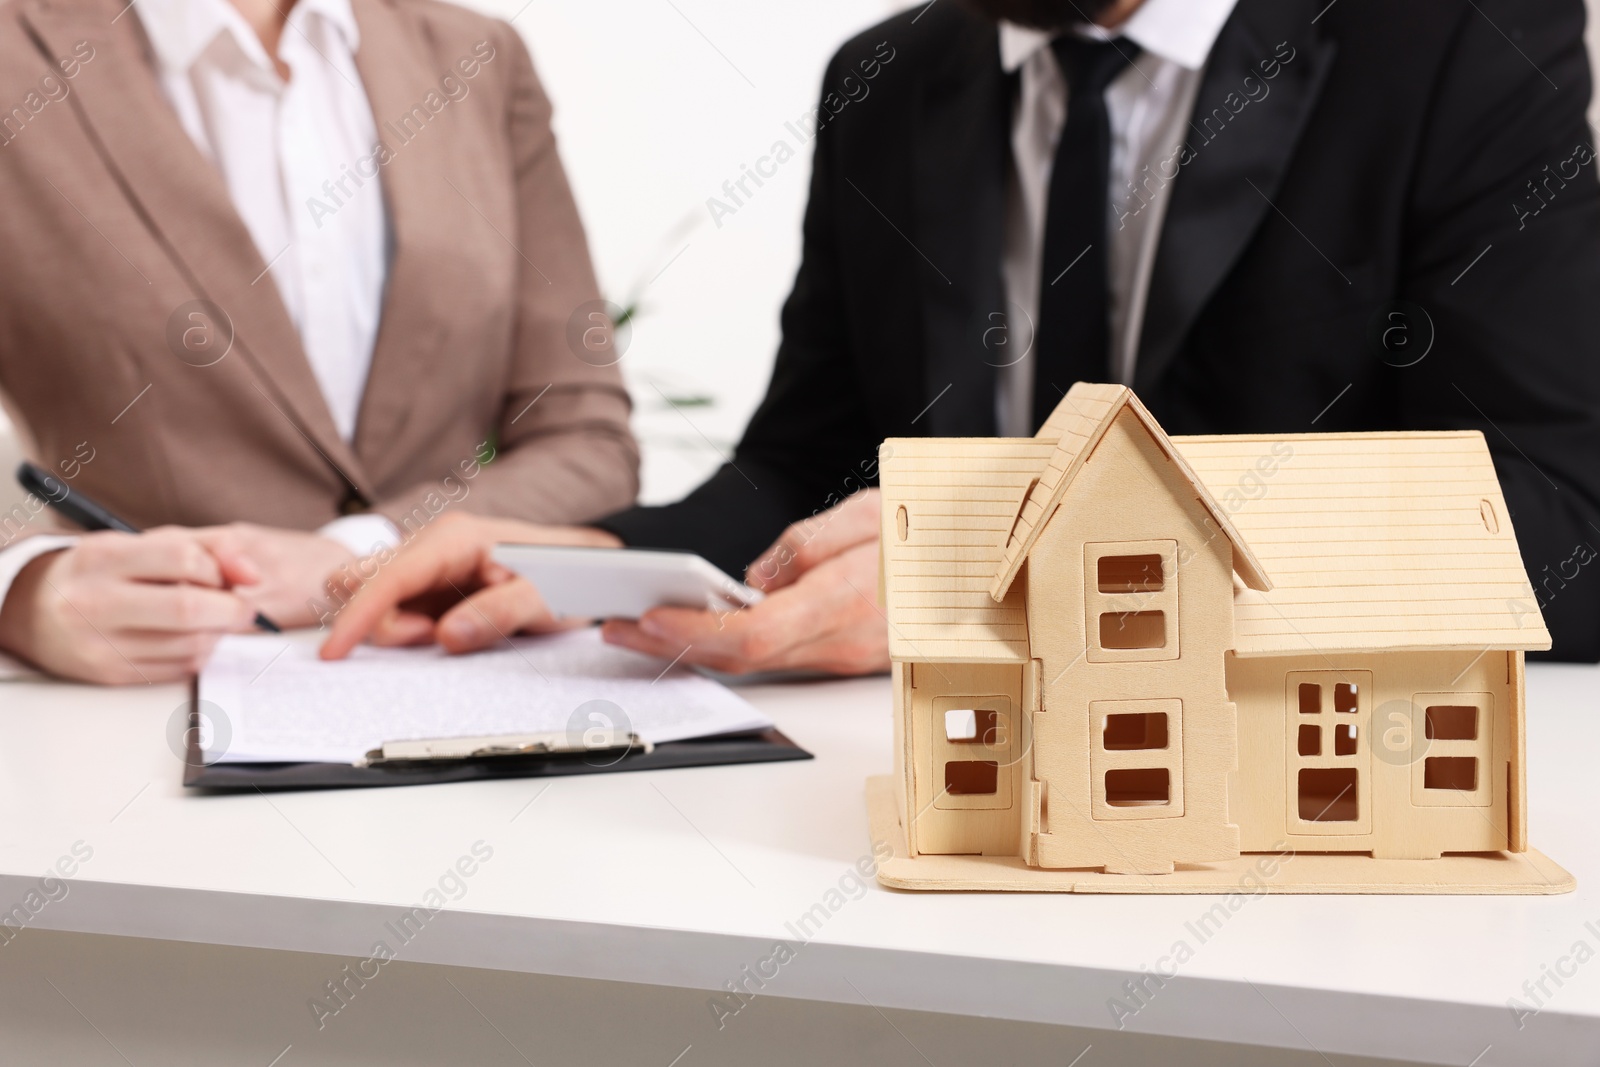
[1,660,1596,1066]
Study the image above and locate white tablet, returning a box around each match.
[491,544,765,620]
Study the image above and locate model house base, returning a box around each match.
[865,777,1573,894]
[874,383,1572,895]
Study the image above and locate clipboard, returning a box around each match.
[179,691,813,792]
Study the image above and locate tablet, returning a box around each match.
[491,544,765,619]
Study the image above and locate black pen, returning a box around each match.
[16,462,282,633]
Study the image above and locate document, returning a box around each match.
[197,629,773,765]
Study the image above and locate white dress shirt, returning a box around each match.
[139,0,399,555]
[138,0,389,443]
[150,0,400,550]
[994,0,1241,437]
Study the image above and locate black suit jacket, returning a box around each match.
[603,0,1600,661]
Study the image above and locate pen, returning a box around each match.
[15,461,282,633]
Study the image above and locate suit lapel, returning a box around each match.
[21,0,372,497]
[909,25,1009,437]
[1133,0,1337,393]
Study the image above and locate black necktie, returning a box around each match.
[1032,36,1140,431]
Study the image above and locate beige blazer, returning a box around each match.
[0,0,637,542]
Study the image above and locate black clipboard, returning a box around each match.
[180,691,812,793]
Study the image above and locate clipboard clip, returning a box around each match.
[359,729,651,767]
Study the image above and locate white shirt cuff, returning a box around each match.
[0,535,77,681]
[318,514,402,557]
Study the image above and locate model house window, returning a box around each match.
[1091,699,1184,820]
[1102,711,1168,750]
[1100,611,1165,650]
[1426,705,1477,740]
[1104,768,1169,806]
[1084,541,1180,662]
[931,697,1015,811]
[1286,671,1373,835]
[1424,757,1476,791]
[1297,683,1360,819]
[1412,695,1492,807]
[1294,682,1362,809]
[945,761,999,795]
[943,707,1002,794]
[944,708,1001,745]
[1097,554,1164,593]
[1298,767,1360,822]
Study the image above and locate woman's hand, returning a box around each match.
[318,513,619,659]
[0,528,261,684]
[191,523,357,629]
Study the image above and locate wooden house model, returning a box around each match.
[869,383,1572,893]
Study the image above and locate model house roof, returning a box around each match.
[877,437,1056,662]
[990,384,1273,601]
[879,392,1551,662]
[1180,431,1551,655]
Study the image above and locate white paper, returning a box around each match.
[197,629,773,765]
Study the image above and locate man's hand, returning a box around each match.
[0,528,262,684]
[601,491,889,676]
[191,523,356,629]
[744,489,880,593]
[602,538,887,675]
[318,513,619,660]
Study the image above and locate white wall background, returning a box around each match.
[1,0,1597,508]
[481,0,915,503]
